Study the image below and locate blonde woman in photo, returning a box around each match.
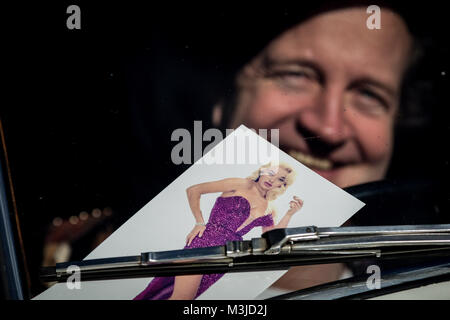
[134,162,303,300]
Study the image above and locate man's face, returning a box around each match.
[228,8,412,188]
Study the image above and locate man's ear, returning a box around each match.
[212,103,223,127]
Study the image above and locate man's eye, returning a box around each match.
[272,70,311,79]
[358,88,386,106]
[354,88,390,115]
[267,69,320,91]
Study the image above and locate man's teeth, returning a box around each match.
[289,150,333,170]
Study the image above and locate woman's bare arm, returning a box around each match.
[185,177,249,245]
[261,196,303,234]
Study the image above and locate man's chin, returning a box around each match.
[312,168,340,183]
[311,167,349,187]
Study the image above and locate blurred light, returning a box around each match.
[79,211,89,221]
[54,242,72,263]
[69,216,79,225]
[52,217,63,227]
[92,208,102,218]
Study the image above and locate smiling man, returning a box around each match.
[223,7,413,188]
[213,4,418,293]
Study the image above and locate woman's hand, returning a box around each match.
[186,224,206,246]
[287,196,303,216]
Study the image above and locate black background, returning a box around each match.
[2,1,449,298]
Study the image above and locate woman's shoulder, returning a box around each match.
[218,178,252,197]
[241,177,256,189]
[221,177,253,189]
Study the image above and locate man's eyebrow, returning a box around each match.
[261,56,324,77]
[263,56,323,73]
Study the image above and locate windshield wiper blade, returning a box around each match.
[41,224,450,283]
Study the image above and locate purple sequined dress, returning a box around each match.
[133,195,274,300]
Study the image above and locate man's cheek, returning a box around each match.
[338,165,384,187]
[357,123,393,163]
[246,90,303,127]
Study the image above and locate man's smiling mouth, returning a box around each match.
[288,149,333,170]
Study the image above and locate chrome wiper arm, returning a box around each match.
[264,224,450,254]
[41,224,450,283]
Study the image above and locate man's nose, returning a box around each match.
[296,85,352,146]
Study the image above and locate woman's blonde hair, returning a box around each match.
[247,161,296,202]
